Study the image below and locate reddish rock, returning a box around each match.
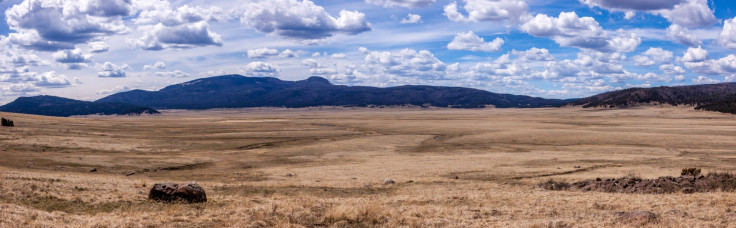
[149,182,207,203]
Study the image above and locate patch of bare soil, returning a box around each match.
[541,171,736,194]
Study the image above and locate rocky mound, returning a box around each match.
[149,182,207,203]
[540,170,736,194]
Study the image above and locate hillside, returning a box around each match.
[0,96,160,117]
[97,75,568,109]
[570,83,736,114]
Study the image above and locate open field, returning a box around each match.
[3,106,736,227]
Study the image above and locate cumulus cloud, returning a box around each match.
[247,48,279,58]
[331,53,347,59]
[666,24,701,47]
[52,48,91,63]
[511,47,555,61]
[719,17,736,50]
[96,85,131,95]
[692,75,719,84]
[132,1,225,50]
[135,21,222,50]
[247,48,299,58]
[443,0,528,23]
[34,71,71,87]
[520,12,640,52]
[580,0,715,28]
[5,0,132,51]
[632,47,673,66]
[240,0,371,40]
[362,48,447,80]
[88,42,110,53]
[366,0,435,8]
[143,61,167,70]
[679,46,708,62]
[243,61,279,77]
[401,13,422,24]
[447,31,504,52]
[97,62,129,78]
[660,64,686,75]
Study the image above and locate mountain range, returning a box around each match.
[0,95,160,117]
[96,75,568,109]
[3,75,736,117]
[571,83,736,114]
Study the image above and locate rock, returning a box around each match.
[285,173,294,177]
[1,117,14,127]
[406,180,414,183]
[454,176,459,179]
[614,211,657,225]
[89,168,97,173]
[681,168,701,176]
[149,182,207,203]
[384,178,395,185]
[125,171,136,176]
[574,166,581,168]
[681,187,695,194]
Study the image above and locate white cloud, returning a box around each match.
[519,12,640,52]
[447,31,504,52]
[666,24,701,47]
[52,48,91,63]
[96,62,129,78]
[87,41,110,53]
[242,61,279,77]
[247,48,279,59]
[580,0,716,28]
[240,0,371,40]
[659,64,685,75]
[719,17,736,50]
[97,85,130,95]
[135,21,223,50]
[279,49,298,58]
[632,47,673,66]
[5,0,132,51]
[401,13,422,24]
[366,0,435,8]
[692,75,719,84]
[443,0,528,23]
[155,70,190,78]
[247,48,299,58]
[34,71,71,88]
[511,48,555,61]
[363,48,448,80]
[679,46,708,62]
[331,53,347,59]
[143,61,167,70]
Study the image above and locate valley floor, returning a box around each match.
[2,106,736,227]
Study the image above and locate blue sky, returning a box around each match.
[0,0,735,104]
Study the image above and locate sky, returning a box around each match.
[0,0,735,104]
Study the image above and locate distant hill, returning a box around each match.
[570,83,736,114]
[97,75,568,109]
[0,96,160,117]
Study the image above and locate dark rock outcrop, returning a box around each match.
[541,171,736,194]
[1,117,13,127]
[149,182,207,203]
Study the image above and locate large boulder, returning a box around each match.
[1,117,13,127]
[149,182,207,203]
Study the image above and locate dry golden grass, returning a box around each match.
[3,106,736,227]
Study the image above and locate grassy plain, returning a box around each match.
[2,106,736,227]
